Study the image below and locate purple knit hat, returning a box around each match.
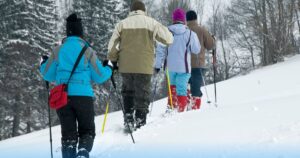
[172,8,186,23]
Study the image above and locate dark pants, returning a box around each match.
[56,96,95,156]
[190,68,204,97]
[121,73,152,118]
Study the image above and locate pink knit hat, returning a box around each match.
[172,8,186,23]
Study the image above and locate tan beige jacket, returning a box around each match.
[108,10,173,74]
[187,20,215,68]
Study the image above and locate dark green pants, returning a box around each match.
[121,73,152,115]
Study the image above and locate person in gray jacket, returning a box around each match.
[155,8,201,112]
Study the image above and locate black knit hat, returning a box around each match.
[186,10,198,21]
[66,13,83,37]
[131,0,146,12]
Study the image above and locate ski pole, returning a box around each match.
[149,73,159,116]
[101,84,114,134]
[101,99,110,134]
[200,69,211,104]
[45,81,53,158]
[111,75,135,144]
[166,68,174,110]
[212,48,218,107]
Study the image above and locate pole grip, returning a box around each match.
[212,49,217,66]
[45,81,50,90]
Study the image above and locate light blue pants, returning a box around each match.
[168,71,191,96]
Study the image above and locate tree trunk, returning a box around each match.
[297,1,300,34]
[25,105,32,133]
[220,29,229,79]
[12,94,21,137]
[262,0,271,66]
[266,0,277,64]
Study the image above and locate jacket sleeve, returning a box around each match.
[154,43,167,69]
[88,47,112,84]
[154,23,174,46]
[108,22,122,62]
[40,46,60,82]
[202,27,215,50]
[189,31,201,55]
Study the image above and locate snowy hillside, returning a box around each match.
[0,55,300,158]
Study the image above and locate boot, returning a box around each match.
[62,139,77,158]
[124,113,135,132]
[76,148,89,158]
[177,96,188,113]
[77,135,93,158]
[167,85,178,108]
[123,94,134,132]
[191,97,201,110]
[135,109,147,129]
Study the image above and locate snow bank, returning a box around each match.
[0,55,300,158]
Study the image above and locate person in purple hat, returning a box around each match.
[155,8,201,112]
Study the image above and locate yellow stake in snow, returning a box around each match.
[101,101,109,134]
[166,68,174,110]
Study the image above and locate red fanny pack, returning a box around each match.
[49,84,68,110]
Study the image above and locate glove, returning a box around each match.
[61,37,67,44]
[154,68,160,74]
[40,55,49,65]
[103,60,114,70]
[211,35,216,49]
[112,61,118,71]
[212,35,216,40]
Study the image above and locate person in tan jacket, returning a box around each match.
[186,10,215,110]
[107,0,173,130]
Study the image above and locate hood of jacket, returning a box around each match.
[168,24,188,35]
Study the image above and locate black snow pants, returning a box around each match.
[56,96,95,158]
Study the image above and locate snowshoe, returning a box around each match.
[165,105,174,113]
[135,110,147,129]
[61,139,77,158]
[123,121,135,134]
[161,106,176,117]
[123,113,135,133]
[135,118,146,129]
[76,148,89,158]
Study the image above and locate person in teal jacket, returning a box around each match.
[40,13,112,158]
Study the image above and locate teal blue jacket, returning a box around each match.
[40,36,112,97]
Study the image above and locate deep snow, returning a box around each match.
[0,55,300,158]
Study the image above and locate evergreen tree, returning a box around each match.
[73,0,122,54]
[0,0,59,139]
[72,0,124,114]
[120,0,132,19]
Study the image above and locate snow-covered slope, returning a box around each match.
[1,55,300,158]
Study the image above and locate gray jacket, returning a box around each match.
[155,24,201,73]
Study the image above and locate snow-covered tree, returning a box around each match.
[73,0,122,54]
[0,0,59,139]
